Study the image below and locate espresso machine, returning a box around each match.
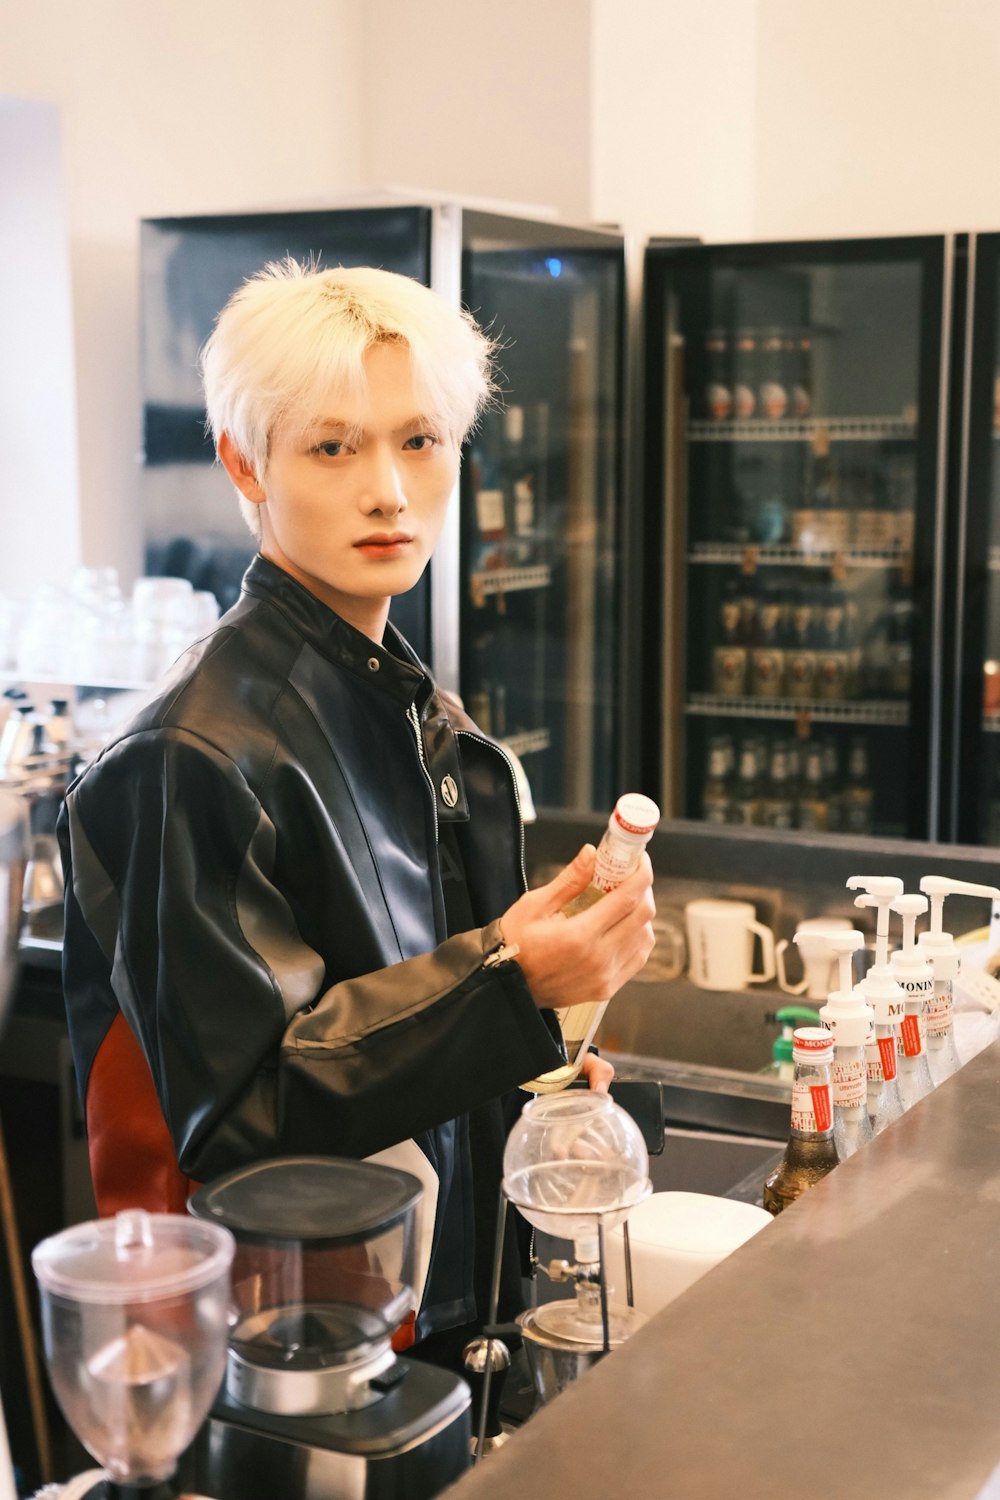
[181,1155,471,1500]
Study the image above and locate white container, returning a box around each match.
[684,898,776,991]
[606,1191,771,1318]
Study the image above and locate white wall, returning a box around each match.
[591,0,758,247]
[754,0,1000,241]
[0,0,366,592]
[0,99,80,598]
[358,0,592,223]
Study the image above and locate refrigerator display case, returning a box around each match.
[642,236,951,842]
[139,198,626,813]
[950,233,1000,846]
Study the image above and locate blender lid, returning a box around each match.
[31,1209,234,1304]
[188,1155,423,1248]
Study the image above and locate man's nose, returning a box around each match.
[363,446,407,514]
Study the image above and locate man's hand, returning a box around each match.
[579,1050,614,1093]
[500,845,656,1011]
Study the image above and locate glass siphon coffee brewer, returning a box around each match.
[500,1092,652,1408]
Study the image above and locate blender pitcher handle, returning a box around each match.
[748,922,777,984]
[775,938,807,994]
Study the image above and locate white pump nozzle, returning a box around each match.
[918,875,1000,935]
[824,929,865,997]
[848,875,903,969]
[815,929,872,1044]
[890,893,928,958]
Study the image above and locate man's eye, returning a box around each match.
[315,440,347,457]
[404,433,438,451]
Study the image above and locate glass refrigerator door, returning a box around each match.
[459,215,625,814]
[951,232,1000,845]
[644,236,949,841]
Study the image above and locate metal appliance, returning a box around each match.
[182,1155,471,1500]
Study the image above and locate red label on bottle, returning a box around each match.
[810,1084,832,1132]
[877,1034,898,1081]
[900,1014,923,1058]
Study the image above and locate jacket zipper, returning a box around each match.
[407,700,439,845]
[455,729,528,895]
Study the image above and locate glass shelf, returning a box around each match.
[501,727,551,758]
[685,693,909,726]
[687,416,918,444]
[688,543,908,569]
[0,669,153,693]
[469,564,552,602]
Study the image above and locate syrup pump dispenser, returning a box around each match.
[846,875,905,1134]
[917,876,1000,1086]
[816,931,874,1160]
[888,893,935,1111]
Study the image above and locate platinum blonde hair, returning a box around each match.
[200,259,498,540]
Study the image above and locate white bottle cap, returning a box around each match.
[858,964,906,1026]
[792,1027,834,1064]
[612,793,661,839]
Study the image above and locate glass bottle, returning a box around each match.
[730,740,764,826]
[523,793,660,1094]
[795,743,829,832]
[763,1028,840,1216]
[841,737,874,836]
[918,875,1000,1087]
[761,740,795,831]
[888,894,934,1111]
[702,738,732,825]
[818,933,875,1161]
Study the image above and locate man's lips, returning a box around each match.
[354,533,415,555]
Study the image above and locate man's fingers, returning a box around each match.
[573,853,654,935]
[534,844,597,915]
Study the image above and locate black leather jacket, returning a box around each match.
[59,555,562,1338]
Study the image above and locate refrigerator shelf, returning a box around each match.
[469,564,552,601]
[0,669,153,693]
[500,727,551,758]
[687,417,917,444]
[686,694,909,726]
[688,543,907,570]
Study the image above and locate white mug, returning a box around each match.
[685,898,777,992]
[776,917,853,1000]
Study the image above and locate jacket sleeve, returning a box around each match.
[62,727,563,1184]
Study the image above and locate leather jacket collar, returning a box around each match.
[241,553,428,709]
[241,554,470,820]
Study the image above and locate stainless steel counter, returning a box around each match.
[446,1038,1000,1500]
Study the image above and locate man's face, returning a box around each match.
[225,342,460,639]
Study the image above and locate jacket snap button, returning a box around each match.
[367,657,380,672]
[441,774,459,808]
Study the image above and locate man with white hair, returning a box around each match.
[59,261,655,1360]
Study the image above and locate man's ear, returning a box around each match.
[218,432,266,505]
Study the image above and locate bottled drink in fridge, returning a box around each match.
[763,1028,840,1216]
[523,793,660,1093]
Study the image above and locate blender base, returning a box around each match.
[179,1355,471,1500]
